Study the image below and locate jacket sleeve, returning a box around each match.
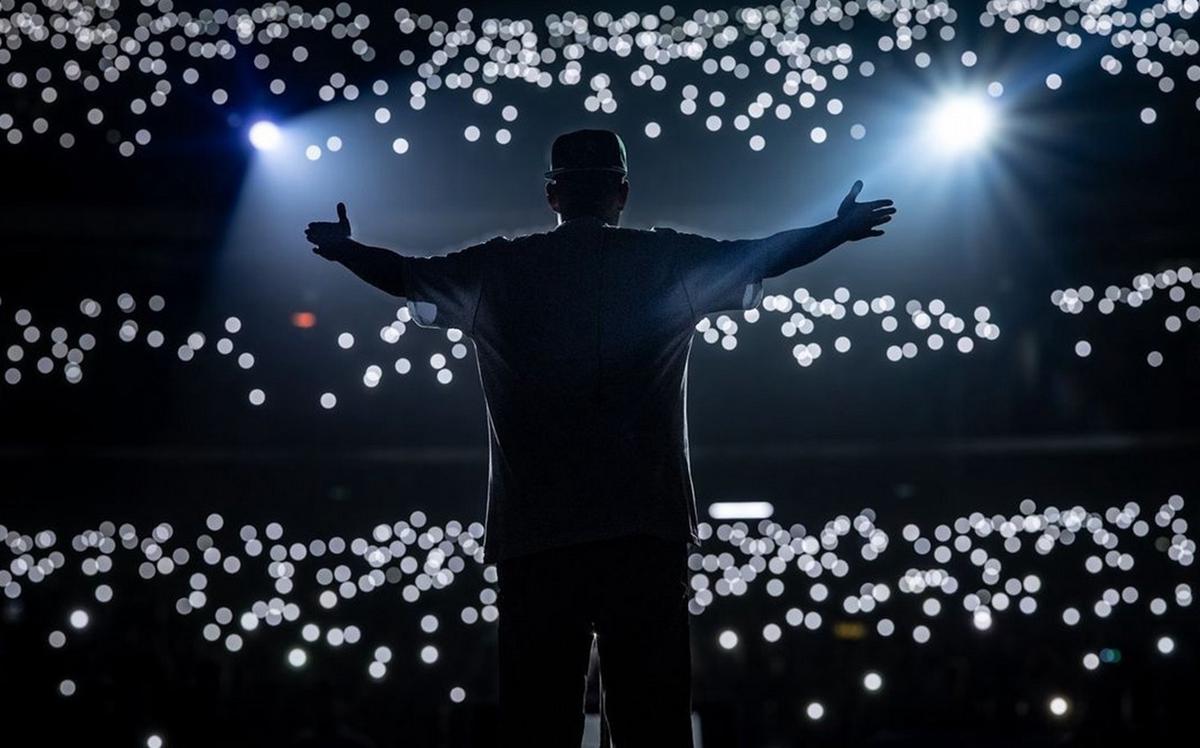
[660,227,764,318]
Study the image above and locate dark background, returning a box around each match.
[1,1,1197,746]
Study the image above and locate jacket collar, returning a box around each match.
[555,215,610,230]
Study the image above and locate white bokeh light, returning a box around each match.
[1049,695,1070,717]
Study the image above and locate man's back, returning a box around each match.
[408,216,763,562]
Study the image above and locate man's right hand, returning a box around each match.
[306,202,354,260]
[836,181,896,242]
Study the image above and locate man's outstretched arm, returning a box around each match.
[672,181,896,317]
[305,202,409,297]
[746,180,896,280]
[306,202,492,331]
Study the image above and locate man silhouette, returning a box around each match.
[306,129,894,746]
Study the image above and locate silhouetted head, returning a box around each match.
[544,129,630,226]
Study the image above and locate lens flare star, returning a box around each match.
[925,94,997,155]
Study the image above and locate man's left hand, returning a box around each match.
[836,181,896,242]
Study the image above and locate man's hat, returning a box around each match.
[544,129,628,180]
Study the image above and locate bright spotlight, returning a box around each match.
[926,94,995,154]
[248,120,282,151]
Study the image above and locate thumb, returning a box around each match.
[848,180,863,201]
[336,202,349,227]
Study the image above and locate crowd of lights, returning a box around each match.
[708,287,1000,363]
[0,2,1196,159]
[1,493,1191,745]
[0,285,1001,406]
[0,293,270,397]
[1052,264,1199,365]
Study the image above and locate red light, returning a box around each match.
[291,312,316,329]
